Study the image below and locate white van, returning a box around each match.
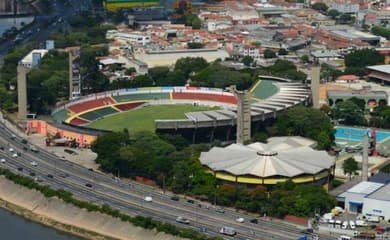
[366,215,380,223]
[355,220,367,227]
[342,221,348,229]
[338,236,351,240]
[349,221,356,229]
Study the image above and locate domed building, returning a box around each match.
[199,136,335,187]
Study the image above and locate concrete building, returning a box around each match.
[106,30,151,46]
[20,49,48,68]
[363,183,390,221]
[367,64,390,84]
[199,136,335,186]
[327,90,388,109]
[338,181,384,213]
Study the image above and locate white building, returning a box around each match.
[207,20,232,32]
[20,49,48,68]
[331,3,359,14]
[338,181,384,213]
[106,30,151,46]
[362,184,390,221]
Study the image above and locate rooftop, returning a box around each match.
[343,181,384,195]
[366,183,390,201]
[367,64,390,74]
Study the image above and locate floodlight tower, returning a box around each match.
[229,85,251,145]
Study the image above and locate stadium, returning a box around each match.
[103,0,160,11]
[40,76,311,145]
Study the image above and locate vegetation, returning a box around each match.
[27,50,69,114]
[173,14,202,29]
[369,106,390,128]
[276,106,335,150]
[187,42,204,49]
[331,99,366,126]
[88,104,217,133]
[91,128,335,218]
[380,163,390,173]
[264,49,276,59]
[311,2,328,12]
[371,26,390,40]
[342,157,359,179]
[344,49,384,76]
[0,167,222,240]
[242,56,254,67]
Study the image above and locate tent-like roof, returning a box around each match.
[199,136,335,178]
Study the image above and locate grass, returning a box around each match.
[87,104,218,133]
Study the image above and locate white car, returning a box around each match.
[349,220,356,229]
[144,196,153,202]
[235,217,245,223]
[30,161,38,166]
[12,153,18,158]
[9,147,14,152]
[0,158,6,163]
[176,216,190,224]
[355,220,368,227]
[342,221,348,229]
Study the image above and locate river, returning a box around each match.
[0,17,34,36]
[0,207,82,240]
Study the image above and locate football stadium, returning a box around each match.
[103,0,159,11]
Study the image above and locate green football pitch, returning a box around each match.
[87,104,218,133]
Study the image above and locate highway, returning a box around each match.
[0,117,338,240]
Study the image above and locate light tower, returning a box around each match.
[362,133,369,181]
[230,85,251,145]
[17,64,28,120]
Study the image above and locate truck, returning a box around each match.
[219,226,236,236]
[354,231,375,239]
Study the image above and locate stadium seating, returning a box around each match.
[52,108,69,123]
[114,102,146,111]
[79,107,119,121]
[172,92,237,104]
[69,117,90,125]
[67,97,115,113]
[113,92,170,102]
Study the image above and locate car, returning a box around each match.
[249,218,258,224]
[0,158,6,163]
[88,168,94,172]
[12,153,18,158]
[29,172,36,177]
[236,217,245,223]
[85,183,93,188]
[34,177,43,182]
[47,174,54,178]
[175,216,190,224]
[342,221,348,229]
[17,167,23,171]
[21,139,28,144]
[301,228,314,234]
[9,147,14,152]
[59,173,69,178]
[187,199,194,204]
[170,195,179,201]
[349,220,356,229]
[144,196,153,202]
[0,146,4,150]
[30,161,38,166]
[215,207,225,213]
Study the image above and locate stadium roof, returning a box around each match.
[199,136,335,178]
[367,64,390,74]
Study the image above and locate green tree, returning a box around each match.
[276,106,335,149]
[371,26,390,40]
[242,56,254,67]
[311,2,328,12]
[187,42,204,49]
[278,48,288,56]
[342,157,359,179]
[300,54,310,63]
[175,57,209,77]
[331,100,366,125]
[328,9,340,19]
[264,49,276,59]
[344,48,384,76]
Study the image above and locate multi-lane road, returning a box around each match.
[0,118,338,240]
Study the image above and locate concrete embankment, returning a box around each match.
[0,176,184,240]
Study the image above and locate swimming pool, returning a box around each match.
[335,127,390,142]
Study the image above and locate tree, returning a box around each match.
[174,57,209,77]
[344,49,384,76]
[331,100,366,125]
[300,54,310,63]
[342,157,359,179]
[278,48,288,56]
[187,42,204,49]
[371,26,390,40]
[328,9,340,19]
[264,49,276,59]
[125,67,136,75]
[276,106,335,149]
[311,2,328,12]
[242,56,254,67]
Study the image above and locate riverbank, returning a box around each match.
[0,176,184,240]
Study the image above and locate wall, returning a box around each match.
[363,198,390,221]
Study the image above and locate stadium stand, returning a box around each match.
[52,109,69,123]
[113,92,170,102]
[172,92,237,104]
[79,107,119,121]
[67,97,115,113]
[114,102,146,111]
[69,117,90,125]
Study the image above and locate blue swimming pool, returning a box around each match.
[335,127,390,142]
